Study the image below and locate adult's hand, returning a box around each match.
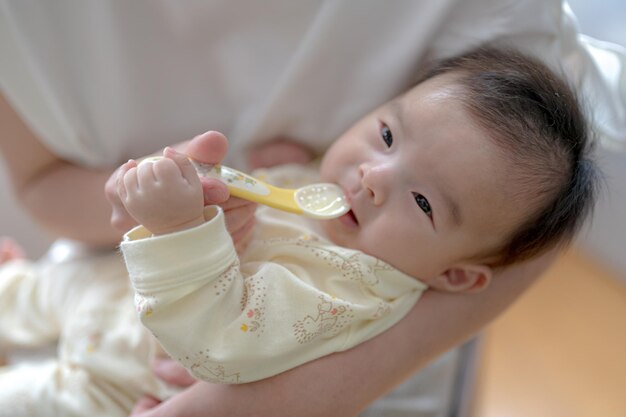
[130,358,195,416]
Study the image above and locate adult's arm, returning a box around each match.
[134,250,555,417]
[0,91,120,247]
[0,96,254,249]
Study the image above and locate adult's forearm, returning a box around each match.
[18,161,121,247]
[1,92,121,247]
[139,251,556,417]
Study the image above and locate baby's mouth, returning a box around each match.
[338,209,359,228]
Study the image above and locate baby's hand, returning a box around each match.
[117,148,205,235]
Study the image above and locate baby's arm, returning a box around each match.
[121,209,421,384]
[117,148,205,236]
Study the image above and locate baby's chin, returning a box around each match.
[319,219,355,249]
[319,219,343,244]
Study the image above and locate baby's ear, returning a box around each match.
[432,264,493,293]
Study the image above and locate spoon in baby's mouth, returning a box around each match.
[141,157,351,219]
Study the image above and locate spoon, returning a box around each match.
[141,157,350,219]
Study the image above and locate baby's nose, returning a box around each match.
[359,163,391,205]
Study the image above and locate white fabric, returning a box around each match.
[122,202,426,383]
[0,253,177,417]
[0,0,623,171]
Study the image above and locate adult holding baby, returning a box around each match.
[1,1,624,416]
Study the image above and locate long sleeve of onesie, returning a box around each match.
[121,206,426,383]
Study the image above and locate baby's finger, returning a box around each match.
[150,157,182,185]
[108,161,141,231]
[119,159,137,176]
[116,160,137,199]
[136,160,158,188]
[164,147,200,186]
[123,165,140,192]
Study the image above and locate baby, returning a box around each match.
[0,46,598,416]
[118,46,599,383]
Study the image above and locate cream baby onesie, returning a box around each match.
[0,251,175,417]
[121,165,427,383]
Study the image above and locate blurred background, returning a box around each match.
[565,0,626,286]
[469,3,626,416]
[1,1,625,416]
[473,2,626,416]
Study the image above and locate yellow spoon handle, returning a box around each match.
[189,161,304,215]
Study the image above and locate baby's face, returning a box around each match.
[319,75,524,284]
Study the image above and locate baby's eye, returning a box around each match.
[413,193,432,218]
[380,124,393,148]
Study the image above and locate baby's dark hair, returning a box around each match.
[419,46,600,267]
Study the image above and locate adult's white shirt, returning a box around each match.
[1,0,624,170]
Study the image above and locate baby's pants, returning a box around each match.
[0,253,174,417]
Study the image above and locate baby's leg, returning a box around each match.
[0,254,178,416]
[0,318,173,417]
[0,259,60,350]
[0,361,132,417]
[0,355,175,417]
[1,250,132,350]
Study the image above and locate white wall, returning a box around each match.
[577,147,626,280]
[567,0,626,281]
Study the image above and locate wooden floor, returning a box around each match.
[470,249,626,417]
